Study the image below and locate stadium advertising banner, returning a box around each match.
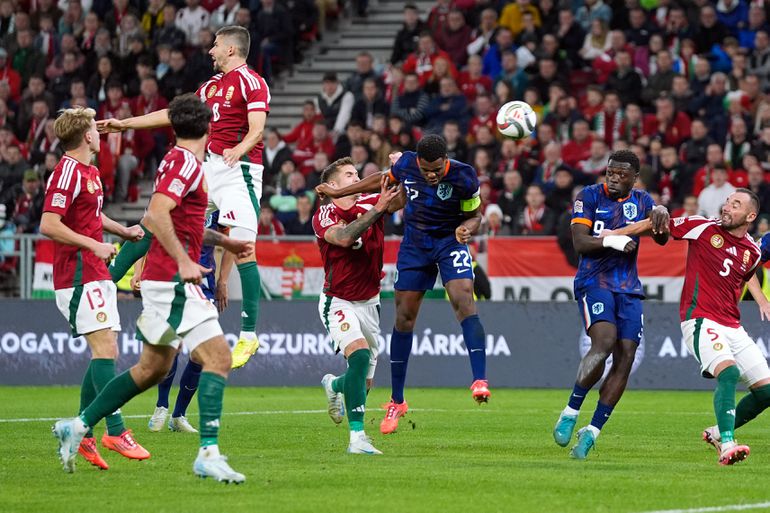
[2,299,770,390]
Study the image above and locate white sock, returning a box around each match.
[586,425,601,439]
[350,430,365,443]
[198,444,221,459]
[563,406,580,417]
[74,417,89,436]
[239,331,257,342]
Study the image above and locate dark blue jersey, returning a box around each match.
[389,151,480,248]
[760,233,770,263]
[199,211,218,297]
[571,184,656,296]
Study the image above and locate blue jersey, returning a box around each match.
[571,184,656,296]
[390,152,480,248]
[760,233,770,263]
[199,211,219,300]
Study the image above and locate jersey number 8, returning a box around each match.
[212,103,221,122]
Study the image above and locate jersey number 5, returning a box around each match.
[719,258,733,277]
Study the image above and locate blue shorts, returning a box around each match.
[395,236,474,291]
[576,288,643,344]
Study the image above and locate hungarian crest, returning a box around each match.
[623,203,637,220]
[437,183,453,200]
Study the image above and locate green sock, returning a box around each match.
[735,383,770,430]
[344,349,370,432]
[90,359,126,436]
[332,375,345,394]
[198,372,227,447]
[81,370,142,429]
[714,365,740,443]
[237,262,260,333]
[79,362,96,438]
[109,226,153,282]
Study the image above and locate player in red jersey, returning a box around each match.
[605,188,770,466]
[53,95,253,482]
[41,106,150,470]
[313,157,404,454]
[98,26,269,369]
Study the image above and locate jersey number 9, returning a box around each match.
[592,220,605,237]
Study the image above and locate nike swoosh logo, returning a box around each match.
[596,209,610,214]
[470,348,484,352]
[404,180,416,184]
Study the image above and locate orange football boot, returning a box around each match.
[101,430,150,460]
[380,400,408,434]
[470,379,491,404]
[79,437,109,470]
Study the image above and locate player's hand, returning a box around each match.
[96,118,126,134]
[216,281,229,313]
[650,206,670,235]
[456,225,472,244]
[375,176,402,212]
[315,182,339,199]
[179,258,210,284]
[602,234,636,253]
[130,273,141,291]
[222,148,243,167]
[759,301,770,322]
[388,152,403,166]
[124,224,145,242]
[223,238,253,259]
[92,242,117,263]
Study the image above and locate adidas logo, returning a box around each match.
[205,419,220,428]
[241,311,248,318]
[726,246,738,256]
[351,406,366,413]
[222,211,236,221]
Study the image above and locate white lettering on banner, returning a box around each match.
[121,333,141,354]
[657,336,690,358]
[0,332,87,354]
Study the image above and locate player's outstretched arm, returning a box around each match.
[40,212,117,262]
[202,228,254,259]
[144,193,208,284]
[101,213,144,241]
[325,176,401,247]
[649,205,670,246]
[316,171,386,199]
[747,274,770,321]
[573,223,637,254]
[96,109,171,133]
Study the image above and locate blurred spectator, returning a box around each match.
[390,72,429,128]
[497,169,524,231]
[698,165,736,218]
[592,91,623,148]
[86,55,115,103]
[10,168,43,233]
[641,50,676,106]
[625,7,655,48]
[62,77,96,109]
[694,5,730,54]
[690,71,729,142]
[546,167,575,216]
[499,0,540,38]
[0,49,21,102]
[233,8,261,68]
[154,4,186,50]
[255,0,294,82]
[484,203,508,236]
[748,30,770,89]
[576,0,611,32]
[284,194,315,235]
[133,76,169,172]
[482,27,514,80]
[555,7,585,67]
[403,32,454,86]
[545,96,582,143]
[645,96,691,148]
[423,56,457,96]
[529,58,562,103]
[680,118,714,176]
[467,7,497,59]
[576,140,609,184]
[751,124,770,171]
[284,101,320,149]
[49,51,83,106]
[185,28,215,85]
[345,52,382,101]
[716,0,748,34]
[263,128,292,192]
[423,77,466,134]
[435,9,471,67]
[606,49,642,106]
[692,143,728,198]
[512,184,556,235]
[271,172,309,214]
[746,164,770,216]
[12,29,46,87]
[443,119,467,163]
[367,132,392,170]
[350,144,370,174]
[351,78,388,130]
[24,99,49,150]
[561,119,593,168]
[140,0,166,40]
[670,75,694,114]
[0,144,28,193]
[468,124,499,164]
[724,116,751,170]
[314,72,354,136]
[176,0,209,48]
[671,194,699,218]
[579,19,610,62]
[740,5,770,49]
[293,120,335,175]
[160,49,194,101]
[391,3,426,66]
[533,141,571,189]
[211,0,241,31]
[258,204,285,236]
[495,49,527,99]
[333,120,365,160]
[104,0,139,35]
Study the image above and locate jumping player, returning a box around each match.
[313,158,404,454]
[41,106,150,470]
[552,150,669,459]
[53,94,253,482]
[316,134,490,435]
[606,189,770,466]
[98,25,269,369]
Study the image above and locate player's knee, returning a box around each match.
[395,314,416,332]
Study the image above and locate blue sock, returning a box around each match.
[156,353,178,408]
[567,383,590,411]
[390,329,413,403]
[590,401,614,431]
[172,359,202,418]
[461,314,486,381]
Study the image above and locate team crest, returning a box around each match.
[437,183,453,200]
[96,312,107,323]
[226,86,234,101]
[591,303,604,315]
[714,342,723,351]
[574,200,583,213]
[86,179,95,194]
[340,322,350,332]
[710,234,724,249]
[207,85,217,98]
[743,250,751,265]
[623,203,637,220]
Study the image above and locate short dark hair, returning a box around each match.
[416,134,447,162]
[168,93,211,139]
[735,187,760,213]
[608,149,640,173]
[215,25,250,58]
[321,157,354,184]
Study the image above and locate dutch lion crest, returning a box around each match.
[623,203,637,220]
[437,183,453,200]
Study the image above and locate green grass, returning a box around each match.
[2,387,770,513]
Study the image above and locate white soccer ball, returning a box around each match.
[496,101,537,140]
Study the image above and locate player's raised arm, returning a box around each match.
[97,109,171,133]
[101,213,145,242]
[202,228,254,259]
[316,170,388,199]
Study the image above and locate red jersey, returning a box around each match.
[312,194,384,301]
[196,64,270,165]
[142,146,208,282]
[43,155,111,289]
[671,216,762,328]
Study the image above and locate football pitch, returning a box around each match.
[3,387,770,513]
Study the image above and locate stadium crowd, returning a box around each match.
[1,0,770,251]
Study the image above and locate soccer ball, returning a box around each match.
[496,101,537,140]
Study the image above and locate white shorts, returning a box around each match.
[55,280,121,336]
[319,293,380,380]
[203,152,263,240]
[681,318,770,386]
[136,280,223,353]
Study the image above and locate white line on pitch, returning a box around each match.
[638,501,770,513]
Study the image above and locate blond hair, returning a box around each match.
[54,107,96,151]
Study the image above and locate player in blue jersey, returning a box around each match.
[317,134,490,435]
[552,150,670,459]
